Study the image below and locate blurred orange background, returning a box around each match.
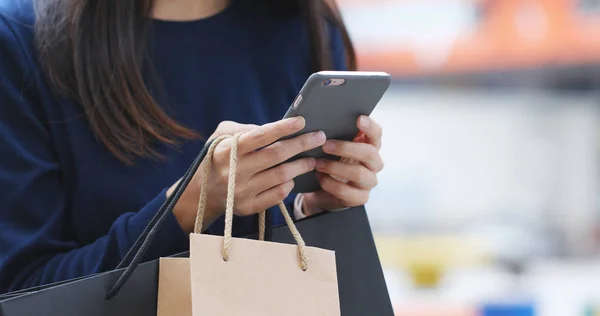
[339,0,600,77]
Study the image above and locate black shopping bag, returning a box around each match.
[270,206,394,316]
[0,139,393,316]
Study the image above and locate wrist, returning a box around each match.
[168,180,223,233]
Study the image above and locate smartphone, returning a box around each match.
[282,71,391,193]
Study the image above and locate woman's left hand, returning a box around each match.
[302,115,384,215]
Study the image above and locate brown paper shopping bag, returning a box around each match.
[157,133,340,316]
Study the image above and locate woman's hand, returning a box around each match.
[170,117,326,233]
[302,115,384,215]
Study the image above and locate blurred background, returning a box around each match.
[336,0,600,315]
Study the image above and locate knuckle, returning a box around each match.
[217,120,231,130]
[256,126,267,137]
[301,134,313,149]
[245,124,259,131]
[275,166,291,182]
[218,168,229,183]
[276,184,290,200]
[355,167,368,184]
[367,146,379,161]
[250,127,267,143]
[217,120,244,135]
[271,142,287,161]
[286,181,296,192]
[336,187,351,201]
[305,159,316,171]
[277,121,291,133]
[214,141,230,158]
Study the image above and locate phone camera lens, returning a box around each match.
[322,79,332,86]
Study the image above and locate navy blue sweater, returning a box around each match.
[0,0,345,292]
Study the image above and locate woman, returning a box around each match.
[0,0,385,292]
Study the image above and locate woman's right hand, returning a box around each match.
[170,117,325,233]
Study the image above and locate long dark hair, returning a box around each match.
[33,0,356,164]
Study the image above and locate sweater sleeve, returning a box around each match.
[0,16,188,293]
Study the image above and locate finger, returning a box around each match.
[211,121,259,141]
[357,116,382,149]
[237,117,306,154]
[322,141,384,172]
[244,131,326,172]
[317,173,369,207]
[315,159,377,190]
[250,158,316,193]
[208,122,260,163]
[251,180,296,212]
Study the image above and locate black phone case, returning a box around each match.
[282,71,391,193]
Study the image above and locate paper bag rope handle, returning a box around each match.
[194,133,309,271]
[106,139,216,300]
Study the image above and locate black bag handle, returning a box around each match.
[105,139,215,300]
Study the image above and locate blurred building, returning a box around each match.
[340,0,600,89]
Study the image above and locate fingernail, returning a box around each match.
[289,117,305,129]
[315,159,326,169]
[313,131,326,144]
[359,116,370,128]
[323,141,335,152]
